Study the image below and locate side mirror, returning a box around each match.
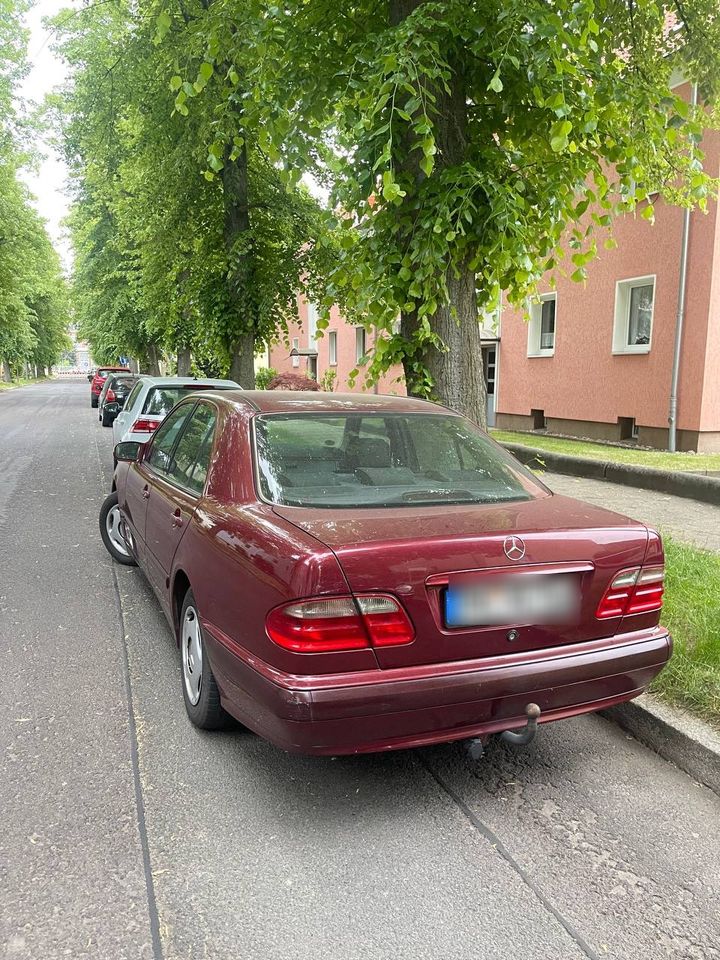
[114,440,144,463]
[87,373,94,382]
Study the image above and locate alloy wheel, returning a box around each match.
[105,504,130,558]
[182,605,203,706]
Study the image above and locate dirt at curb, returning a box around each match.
[602,695,720,796]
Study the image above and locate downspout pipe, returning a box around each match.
[668,83,699,453]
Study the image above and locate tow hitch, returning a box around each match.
[500,703,541,746]
[465,703,542,759]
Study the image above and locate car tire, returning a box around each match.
[99,492,137,566]
[101,407,113,427]
[91,396,98,408]
[179,589,228,730]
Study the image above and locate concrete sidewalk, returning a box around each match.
[545,471,720,552]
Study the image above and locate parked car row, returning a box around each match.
[97,385,671,758]
[89,367,238,447]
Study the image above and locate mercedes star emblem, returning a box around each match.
[503,536,526,561]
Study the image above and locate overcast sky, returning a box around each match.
[18,0,78,271]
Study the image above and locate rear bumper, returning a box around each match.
[204,624,671,756]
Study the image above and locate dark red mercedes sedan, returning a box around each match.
[100,390,670,755]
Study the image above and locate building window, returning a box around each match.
[292,337,299,367]
[307,302,318,344]
[527,294,556,357]
[613,276,655,354]
[355,327,366,363]
[328,331,337,366]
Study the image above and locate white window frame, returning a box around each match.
[291,337,300,367]
[328,331,337,366]
[480,294,502,339]
[307,302,318,345]
[355,327,366,363]
[613,275,655,355]
[527,293,556,358]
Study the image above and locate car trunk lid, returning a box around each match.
[272,494,650,668]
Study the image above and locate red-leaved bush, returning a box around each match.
[266,372,322,391]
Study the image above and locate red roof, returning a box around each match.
[217,390,448,415]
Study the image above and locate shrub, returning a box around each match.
[319,368,337,392]
[254,366,278,390]
[267,372,321,391]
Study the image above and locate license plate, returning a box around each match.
[444,574,579,628]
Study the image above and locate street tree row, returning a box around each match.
[0,0,69,384]
[56,0,720,423]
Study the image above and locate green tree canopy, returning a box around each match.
[54,0,331,382]
[179,0,720,422]
[0,0,69,381]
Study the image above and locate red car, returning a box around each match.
[100,391,670,756]
[90,366,131,408]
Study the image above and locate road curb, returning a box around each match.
[601,695,720,796]
[502,442,720,506]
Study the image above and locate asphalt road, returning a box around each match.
[2,379,719,960]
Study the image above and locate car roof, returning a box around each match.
[187,389,451,416]
[134,376,240,388]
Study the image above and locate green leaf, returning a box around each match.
[488,71,503,93]
[169,75,182,92]
[155,10,171,42]
[419,153,434,177]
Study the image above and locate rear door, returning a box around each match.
[143,402,217,609]
[113,380,145,444]
[125,403,195,563]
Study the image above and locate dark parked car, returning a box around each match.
[99,391,670,756]
[98,374,138,427]
[90,366,130,407]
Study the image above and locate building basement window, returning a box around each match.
[613,277,655,354]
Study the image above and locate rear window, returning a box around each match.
[141,384,234,416]
[254,413,547,508]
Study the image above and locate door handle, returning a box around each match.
[172,509,183,528]
[142,484,150,500]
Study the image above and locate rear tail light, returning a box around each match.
[596,565,664,619]
[131,418,162,433]
[266,594,414,653]
[106,389,116,402]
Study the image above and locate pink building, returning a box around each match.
[495,122,720,452]
[268,300,406,397]
[269,87,720,452]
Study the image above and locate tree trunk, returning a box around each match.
[391,0,487,427]
[402,265,485,423]
[145,343,162,376]
[177,346,192,377]
[2,360,12,383]
[222,139,256,388]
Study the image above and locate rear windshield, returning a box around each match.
[254,413,547,508]
[113,377,136,390]
[141,385,229,416]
